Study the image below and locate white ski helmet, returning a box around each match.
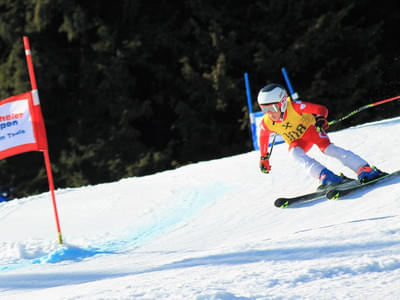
[257,83,288,113]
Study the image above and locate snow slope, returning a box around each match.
[1,117,400,299]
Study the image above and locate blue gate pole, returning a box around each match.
[244,73,259,150]
[281,67,299,100]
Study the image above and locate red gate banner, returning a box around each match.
[0,91,48,159]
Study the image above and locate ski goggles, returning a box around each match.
[260,103,280,113]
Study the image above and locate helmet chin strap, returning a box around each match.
[279,95,288,120]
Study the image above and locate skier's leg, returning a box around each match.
[323,143,367,173]
[290,146,326,179]
[290,131,344,186]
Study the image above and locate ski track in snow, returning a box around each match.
[1,183,233,270]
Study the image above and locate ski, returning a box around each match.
[274,190,326,208]
[326,170,400,200]
[274,178,356,208]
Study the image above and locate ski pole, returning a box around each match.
[268,133,277,157]
[329,95,400,126]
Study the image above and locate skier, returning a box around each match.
[257,83,385,189]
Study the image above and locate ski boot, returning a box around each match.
[317,168,348,191]
[357,165,387,183]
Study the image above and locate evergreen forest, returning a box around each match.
[0,0,399,197]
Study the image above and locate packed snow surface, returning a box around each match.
[1,117,400,299]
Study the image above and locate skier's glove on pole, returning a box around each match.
[315,115,329,132]
[259,153,271,174]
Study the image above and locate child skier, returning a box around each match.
[257,83,384,188]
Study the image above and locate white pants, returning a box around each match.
[290,144,368,179]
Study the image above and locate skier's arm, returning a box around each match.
[292,101,328,118]
[293,100,329,131]
[259,120,272,173]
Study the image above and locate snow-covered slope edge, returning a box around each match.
[0,117,400,299]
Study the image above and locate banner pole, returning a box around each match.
[23,36,63,244]
[43,149,63,244]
